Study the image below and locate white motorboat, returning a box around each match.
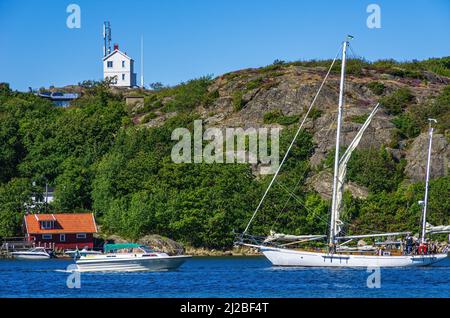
[237,35,450,268]
[11,247,52,260]
[75,243,191,272]
[65,247,102,259]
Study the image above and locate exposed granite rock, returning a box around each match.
[138,234,185,256]
[405,133,449,182]
[307,170,369,200]
[128,63,449,189]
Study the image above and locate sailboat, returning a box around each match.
[237,36,449,267]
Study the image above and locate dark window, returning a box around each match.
[40,221,53,229]
[107,61,113,68]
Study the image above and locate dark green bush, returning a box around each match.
[263,109,299,125]
[308,108,323,120]
[348,114,368,124]
[380,88,415,115]
[246,78,264,90]
[232,91,245,112]
[203,89,220,107]
[367,81,385,95]
[347,147,405,193]
[391,113,420,139]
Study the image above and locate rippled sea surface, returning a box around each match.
[0,257,449,298]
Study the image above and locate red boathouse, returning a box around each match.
[23,213,98,250]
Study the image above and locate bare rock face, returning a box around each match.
[309,110,395,167]
[129,63,449,191]
[138,234,185,256]
[307,171,369,200]
[405,133,449,182]
[208,69,400,168]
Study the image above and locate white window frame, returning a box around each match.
[60,234,66,242]
[76,233,86,239]
[41,221,53,229]
[122,60,125,68]
[42,234,52,240]
[107,61,113,68]
[122,74,125,81]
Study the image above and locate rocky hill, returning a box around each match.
[127,59,449,198]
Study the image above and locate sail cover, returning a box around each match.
[426,223,450,234]
[333,103,380,236]
[264,231,326,243]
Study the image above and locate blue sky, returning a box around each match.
[0,0,449,91]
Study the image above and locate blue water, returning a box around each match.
[0,257,449,298]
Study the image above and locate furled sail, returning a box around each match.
[426,223,450,234]
[333,103,380,236]
[264,231,326,243]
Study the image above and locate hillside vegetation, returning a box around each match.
[0,56,449,248]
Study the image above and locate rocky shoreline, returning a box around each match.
[98,233,262,256]
[184,246,262,257]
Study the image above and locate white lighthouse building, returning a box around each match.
[103,43,137,87]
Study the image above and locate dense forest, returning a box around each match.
[0,56,449,249]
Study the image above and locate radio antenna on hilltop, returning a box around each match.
[140,35,144,88]
[103,21,112,57]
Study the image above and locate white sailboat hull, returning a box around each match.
[260,246,449,267]
[75,255,191,272]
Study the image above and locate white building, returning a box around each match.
[103,44,136,87]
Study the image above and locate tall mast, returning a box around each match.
[420,118,437,243]
[329,36,351,245]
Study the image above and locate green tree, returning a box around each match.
[0,178,33,237]
[53,157,92,211]
[347,147,405,193]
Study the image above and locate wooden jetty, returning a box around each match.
[0,237,34,259]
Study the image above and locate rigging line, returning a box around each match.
[348,43,362,61]
[269,176,305,232]
[269,163,312,232]
[275,180,331,230]
[242,44,343,235]
[345,222,397,235]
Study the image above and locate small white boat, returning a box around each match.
[65,247,102,259]
[11,247,51,260]
[75,243,191,272]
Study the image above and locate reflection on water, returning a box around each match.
[0,257,449,298]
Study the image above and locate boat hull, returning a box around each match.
[260,246,449,267]
[75,255,191,272]
[11,253,51,260]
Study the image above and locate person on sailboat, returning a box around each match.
[418,240,428,255]
[328,242,336,254]
[405,234,413,255]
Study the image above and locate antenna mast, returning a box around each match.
[103,21,112,57]
[141,35,144,88]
